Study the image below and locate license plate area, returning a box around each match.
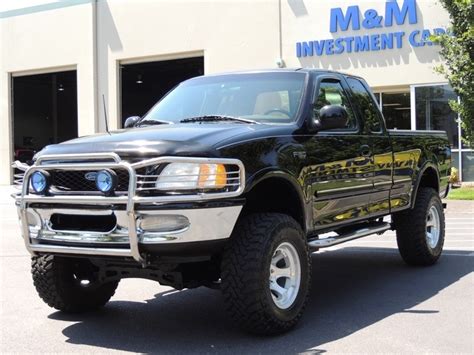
[50,213,117,233]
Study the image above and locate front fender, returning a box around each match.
[244,168,312,232]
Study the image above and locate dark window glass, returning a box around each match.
[415,85,458,148]
[461,128,471,149]
[462,152,474,181]
[374,93,381,106]
[452,151,460,174]
[314,80,357,129]
[382,92,411,130]
[347,78,382,132]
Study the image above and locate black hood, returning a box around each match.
[37,123,295,160]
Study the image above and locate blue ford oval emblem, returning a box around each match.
[85,172,98,181]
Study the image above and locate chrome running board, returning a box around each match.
[308,222,391,250]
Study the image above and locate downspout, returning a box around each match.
[277,0,285,68]
[92,0,99,133]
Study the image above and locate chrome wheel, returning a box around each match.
[269,242,301,310]
[426,205,441,249]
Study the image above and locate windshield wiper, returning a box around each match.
[180,115,260,124]
[138,119,173,126]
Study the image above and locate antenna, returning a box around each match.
[102,94,110,134]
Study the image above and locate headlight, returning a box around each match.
[155,163,227,190]
[30,171,49,194]
[96,170,117,193]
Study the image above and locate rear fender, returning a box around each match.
[410,162,440,208]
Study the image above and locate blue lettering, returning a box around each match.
[326,40,335,55]
[394,31,405,48]
[345,37,355,53]
[302,41,314,56]
[335,38,345,54]
[355,36,370,52]
[433,27,446,36]
[409,30,422,47]
[296,42,302,57]
[330,6,360,32]
[362,9,383,29]
[421,29,433,45]
[385,0,417,27]
[380,33,394,49]
[314,40,325,56]
[370,34,381,50]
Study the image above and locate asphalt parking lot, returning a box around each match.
[0,186,472,354]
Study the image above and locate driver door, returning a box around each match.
[302,75,373,230]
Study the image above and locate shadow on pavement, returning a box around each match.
[49,247,473,354]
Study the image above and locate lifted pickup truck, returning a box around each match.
[13,69,451,335]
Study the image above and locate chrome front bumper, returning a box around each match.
[16,204,242,261]
[14,153,245,264]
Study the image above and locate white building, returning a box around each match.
[1,0,472,184]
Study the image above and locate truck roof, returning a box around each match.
[190,68,365,82]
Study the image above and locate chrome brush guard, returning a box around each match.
[13,153,245,265]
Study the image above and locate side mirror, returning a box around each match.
[316,105,348,131]
[124,116,141,128]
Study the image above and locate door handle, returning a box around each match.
[359,145,372,157]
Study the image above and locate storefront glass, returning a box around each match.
[375,83,472,181]
[452,152,460,178]
[382,92,411,130]
[462,152,474,181]
[415,85,458,148]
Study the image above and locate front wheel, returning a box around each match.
[32,255,119,313]
[393,187,445,266]
[221,213,311,335]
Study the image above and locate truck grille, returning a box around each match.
[51,169,130,192]
[15,154,244,201]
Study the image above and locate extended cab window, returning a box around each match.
[346,77,383,132]
[314,80,357,129]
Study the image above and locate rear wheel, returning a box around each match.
[32,255,119,313]
[393,187,445,266]
[221,213,311,335]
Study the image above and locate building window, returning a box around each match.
[462,152,474,182]
[374,91,411,130]
[374,92,381,106]
[414,85,458,148]
[452,152,460,180]
[411,83,472,182]
[374,84,472,181]
[382,92,411,130]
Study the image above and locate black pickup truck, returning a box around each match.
[13,69,451,335]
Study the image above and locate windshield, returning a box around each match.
[141,72,307,124]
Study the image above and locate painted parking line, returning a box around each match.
[367,250,474,257]
[381,233,472,236]
[319,248,474,257]
[444,229,474,231]
[445,233,473,235]
[324,246,474,256]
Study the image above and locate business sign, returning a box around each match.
[296,0,446,57]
